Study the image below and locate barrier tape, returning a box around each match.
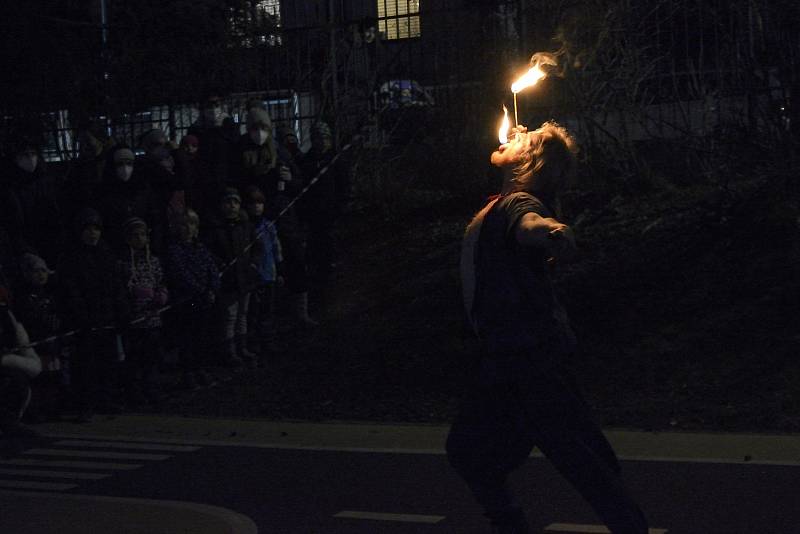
[5,134,363,354]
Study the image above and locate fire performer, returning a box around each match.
[447,123,649,534]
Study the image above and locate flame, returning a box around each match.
[498,105,510,144]
[511,63,546,94]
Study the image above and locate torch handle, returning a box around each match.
[513,93,519,127]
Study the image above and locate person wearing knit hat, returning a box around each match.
[14,251,64,420]
[117,214,168,406]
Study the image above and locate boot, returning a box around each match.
[290,292,319,327]
[236,334,258,364]
[222,338,244,368]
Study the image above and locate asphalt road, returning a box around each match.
[1,417,799,533]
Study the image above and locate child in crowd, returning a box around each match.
[13,253,64,421]
[165,209,220,389]
[117,217,168,406]
[58,208,130,421]
[203,188,262,368]
[243,185,283,361]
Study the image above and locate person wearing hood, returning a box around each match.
[97,145,159,253]
[57,208,130,420]
[0,136,64,265]
[60,119,114,227]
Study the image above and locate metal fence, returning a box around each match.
[2,1,796,166]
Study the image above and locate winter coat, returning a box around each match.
[0,158,64,264]
[116,249,168,329]
[57,241,130,331]
[252,217,282,283]
[165,239,221,304]
[202,210,262,295]
[96,170,159,252]
[14,282,64,352]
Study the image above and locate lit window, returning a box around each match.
[377,0,420,40]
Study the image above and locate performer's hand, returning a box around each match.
[548,225,577,261]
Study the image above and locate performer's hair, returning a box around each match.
[512,121,577,194]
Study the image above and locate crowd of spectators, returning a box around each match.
[0,98,351,436]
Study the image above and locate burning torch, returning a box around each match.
[499,52,558,143]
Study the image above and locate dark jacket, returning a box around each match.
[202,210,262,295]
[165,239,221,304]
[13,281,63,358]
[57,241,130,331]
[96,168,158,252]
[0,158,64,264]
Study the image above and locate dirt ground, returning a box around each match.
[153,180,800,434]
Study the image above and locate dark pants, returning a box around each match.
[446,351,649,534]
[70,330,119,411]
[249,282,276,333]
[122,327,163,396]
[173,301,214,371]
[0,367,31,430]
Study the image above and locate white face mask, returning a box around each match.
[16,154,37,173]
[116,164,134,182]
[250,129,269,146]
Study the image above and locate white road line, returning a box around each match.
[23,449,170,461]
[0,459,141,470]
[53,440,199,452]
[0,468,110,480]
[0,480,77,491]
[334,511,445,524]
[545,524,667,534]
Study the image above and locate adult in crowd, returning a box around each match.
[447,123,649,534]
[237,106,316,327]
[174,134,205,214]
[97,145,159,253]
[297,121,349,309]
[188,96,239,213]
[0,134,64,266]
[138,129,186,253]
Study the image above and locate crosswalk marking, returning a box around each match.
[545,524,668,534]
[53,440,200,452]
[0,480,77,491]
[0,468,110,480]
[23,449,171,461]
[334,511,446,524]
[0,459,141,470]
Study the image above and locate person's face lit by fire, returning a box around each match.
[491,128,537,169]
